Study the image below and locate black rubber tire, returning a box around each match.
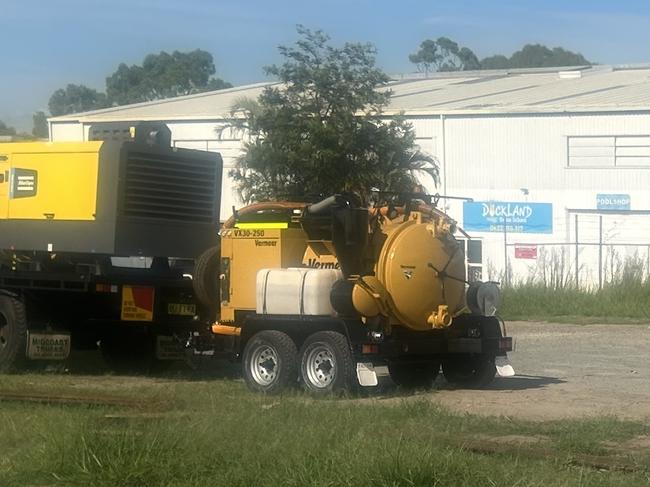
[242,331,298,394]
[299,331,355,395]
[192,243,221,315]
[0,295,27,373]
[389,361,440,389]
[100,332,171,375]
[442,354,496,389]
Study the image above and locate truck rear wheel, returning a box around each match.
[299,331,354,395]
[0,295,27,372]
[442,354,496,389]
[389,360,440,389]
[242,330,298,394]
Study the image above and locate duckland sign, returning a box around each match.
[463,201,553,234]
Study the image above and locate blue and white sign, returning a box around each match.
[596,194,630,211]
[463,201,553,234]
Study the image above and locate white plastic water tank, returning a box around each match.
[256,268,343,316]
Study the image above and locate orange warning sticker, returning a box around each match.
[121,285,155,322]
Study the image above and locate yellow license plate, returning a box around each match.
[167,303,196,316]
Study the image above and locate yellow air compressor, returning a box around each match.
[0,123,221,257]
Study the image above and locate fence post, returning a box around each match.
[503,221,508,287]
[598,215,603,290]
[574,214,579,288]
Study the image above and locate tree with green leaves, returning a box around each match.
[106,49,232,105]
[48,84,108,117]
[408,39,439,75]
[457,47,481,71]
[0,121,17,136]
[480,44,590,70]
[32,111,49,138]
[410,38,591,73]
[409,37,480,74]
[479,54,510,70]
[229,26,438,205]
[507,44,590,68]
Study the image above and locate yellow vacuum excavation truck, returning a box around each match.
[208,193,513,394]
[0,123,222,372]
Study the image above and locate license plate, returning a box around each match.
[26,332,71,360]
[156,335,185,360]
[167,303,196,316]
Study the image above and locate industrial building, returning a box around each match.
[49,65,650,286]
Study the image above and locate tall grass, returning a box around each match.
[499,249,650,321]
[1,375,650,486]
[500,280,650,321]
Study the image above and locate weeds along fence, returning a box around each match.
[504,242,650,290]
[487,211,650,290]
[497,244,650,320]
[490,212,650,319]
[476,214,650,323]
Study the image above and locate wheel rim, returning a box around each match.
[0,312,7,350]
[305,344,336,388]
[249,344,279,386]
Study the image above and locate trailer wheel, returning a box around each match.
[193,244,221,316]
[0,295,27,372]
[299,331,354,395]
[389,361,440,389]
[242,331,298,394]
[442,354,496,389]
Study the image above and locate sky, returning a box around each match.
[2,0,650,131]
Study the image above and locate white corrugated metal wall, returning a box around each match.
[437,112,650,285]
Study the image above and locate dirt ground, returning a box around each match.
[413,321,650,421]
[6,321,650,423]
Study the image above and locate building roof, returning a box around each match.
[49,65,650,123]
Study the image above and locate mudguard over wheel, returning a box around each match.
[299,331,355,395]
[442,354,496,388]
[242,330,298,394]
[0,294,27,372]
[192,243,221,315]
[100,331,171,375]
[389,360,440,389]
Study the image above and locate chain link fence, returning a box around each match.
[504,242,650,289]
[484,212,650,290]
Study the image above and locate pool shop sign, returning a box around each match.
[463,201,553,234]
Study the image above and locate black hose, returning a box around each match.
[305,195,349,215]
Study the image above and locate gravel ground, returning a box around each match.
[420,321,650,421]
[8,321,650,422]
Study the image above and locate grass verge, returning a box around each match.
[500,283,650,322]
[1,373,650,486]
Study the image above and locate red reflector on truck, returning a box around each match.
[121,285,155,321]
[499,337,513,351]
[95,284,118,293]
[362,344,379,354]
